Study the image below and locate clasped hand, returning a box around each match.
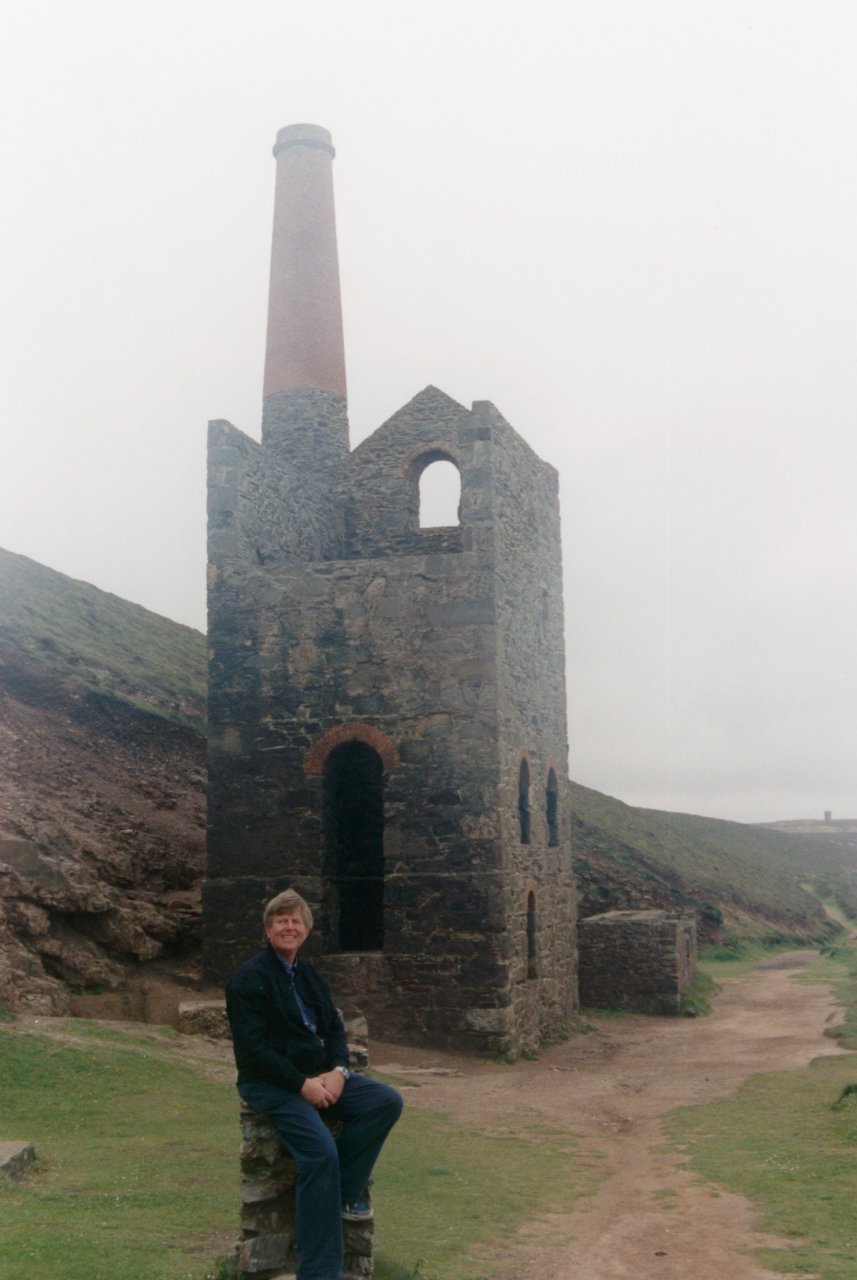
[300,1070,345,1108]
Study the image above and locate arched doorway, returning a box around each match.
[323,741,384,951]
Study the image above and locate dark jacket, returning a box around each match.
[225,945,349,1093]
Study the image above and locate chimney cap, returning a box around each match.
[273,123,335,159]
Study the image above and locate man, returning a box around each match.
[225,888,403,1280]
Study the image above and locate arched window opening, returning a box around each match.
[518,757,531,845]
[526,891,538,980]
[323,741,384,951]
[419,459,461,528]
[546,768,559,847]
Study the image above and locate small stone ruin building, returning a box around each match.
[203,124,578,1057]
[577,909,697,1015]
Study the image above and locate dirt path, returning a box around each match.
[373,952,852,1280]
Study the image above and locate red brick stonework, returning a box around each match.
[305,723,400,776]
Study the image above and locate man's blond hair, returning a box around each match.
[263,888,313,931]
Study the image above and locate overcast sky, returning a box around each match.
[1,1,855,823]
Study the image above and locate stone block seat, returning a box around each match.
[225,1015,374,1280]
[231,1104,374,1280]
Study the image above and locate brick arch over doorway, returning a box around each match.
[305,723,401,776]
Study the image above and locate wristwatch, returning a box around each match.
[335,1065,352,1080]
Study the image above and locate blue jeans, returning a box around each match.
[238,1075,403,1280]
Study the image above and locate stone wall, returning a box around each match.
[482,399,577,1048]
[577,909,697,1015]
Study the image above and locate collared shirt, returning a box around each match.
[276,956,318,1035]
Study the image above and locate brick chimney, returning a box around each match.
[261,123,349,465]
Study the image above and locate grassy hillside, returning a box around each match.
[762,824,857,922]
[0,547,206,729]
[570,780,855,946]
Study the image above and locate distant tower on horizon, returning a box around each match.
[203,123,578,1056]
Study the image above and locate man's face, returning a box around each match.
[265,910,309,960]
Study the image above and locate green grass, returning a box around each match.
[679,970,718,1016]
[666,1057,857,1278]
[372,1109,599,1280]
[665,939,857,1279]
[0,1022,237,1280]
[698,936,816,979]
[800,942,857,1051]
[0,1020,599,1280]
[44,1019,185,1051]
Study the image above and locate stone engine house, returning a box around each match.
[203,124,578,1056]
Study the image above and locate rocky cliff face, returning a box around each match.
[0,549,206,1015]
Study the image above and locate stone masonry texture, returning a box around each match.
[577,909,698,1015]
[205,386,579,1057]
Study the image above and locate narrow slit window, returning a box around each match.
[518,758,531,844]
[526,891,538,979]
[546,768,559,847]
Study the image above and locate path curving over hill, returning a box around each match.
[374,952,852,1280]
